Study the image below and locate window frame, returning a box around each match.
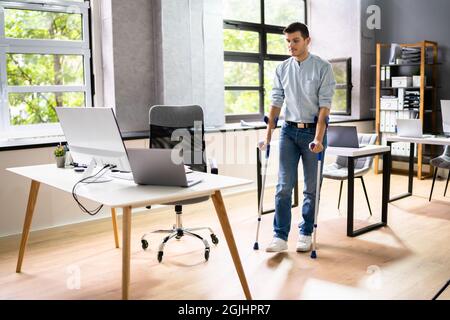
[0,0,92,137]
[329,57,352,116]
[224,0,307,123]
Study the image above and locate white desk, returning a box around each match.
[386,135,450,202]
[7,164,253,300]
[327,145,391,237]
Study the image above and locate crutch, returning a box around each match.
[253,116,277,250]
[308,116,329,259]
[308,143,324,259]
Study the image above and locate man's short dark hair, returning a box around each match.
[283,22,309,39]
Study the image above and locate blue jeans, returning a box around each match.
[273,123,327,241]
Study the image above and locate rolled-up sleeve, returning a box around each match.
[271,65,285,108]
[318,63,336,109]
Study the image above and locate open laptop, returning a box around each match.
[441,100,450,136]
[396,119,433,138]
[126,148,203,187]
[327,126,365,148]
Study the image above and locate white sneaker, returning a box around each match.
[265,237,288,252]
[296,235,312,252]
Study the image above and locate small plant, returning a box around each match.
[54,145,66,157]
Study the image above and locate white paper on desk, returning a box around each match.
[184,165,193,174]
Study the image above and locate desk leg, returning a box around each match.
[389,142,415,202]
[348,152,389,237]
[211,191,252,300]
[111,208,120,248]
[16,180,40,273]
[382,150,391,225]
[347,159,355,237]
[408,143,415,194]
[122,206,132,300]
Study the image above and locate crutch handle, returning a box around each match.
[309,143,324,161]
[263,116,279,129]
[262,116,278,159]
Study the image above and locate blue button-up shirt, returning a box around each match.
[271,54,336,123]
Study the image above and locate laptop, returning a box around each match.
[327,126,365,148]
[396,119,433,138]
[441,100,450,136]
[126,148,203,187]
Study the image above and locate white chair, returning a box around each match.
[429,146,450,201]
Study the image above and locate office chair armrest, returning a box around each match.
[208,158,219,175]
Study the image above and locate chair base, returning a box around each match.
[141,226,218,263]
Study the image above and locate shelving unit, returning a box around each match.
[373,41,439,179]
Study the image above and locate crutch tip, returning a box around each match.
[310,251,317,259]
[253,242,259,250]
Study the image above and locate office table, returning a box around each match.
[7,164,253,300]
[386,135,450,202]
[326,145,391,237]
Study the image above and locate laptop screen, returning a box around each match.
[327,126,360,148]
[397,119,422,137]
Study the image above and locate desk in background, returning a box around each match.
[7,164,253,300]
[386,135,450,202]
[327,145,391,237]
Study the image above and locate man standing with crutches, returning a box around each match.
[262,22,336,253]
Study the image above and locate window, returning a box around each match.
[330,58,352,115]
[0,0,92,136]
[223,0,306,122]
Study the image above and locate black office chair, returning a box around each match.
[140,105,219,263]
[429,146,450,201]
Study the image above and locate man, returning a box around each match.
[264,22,336,253]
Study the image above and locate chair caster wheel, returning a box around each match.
[210,234,219,245]
[205,249,210,261]
[157,251,163,263]
[141,239,149,250]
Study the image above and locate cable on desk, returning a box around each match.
[71,164,113,216]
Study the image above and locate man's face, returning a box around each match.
[285,31,310,58]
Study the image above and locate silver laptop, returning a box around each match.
[441,100,450,136]
[396,119,433,138]
[327,126,365,148]
[126,148,203,187]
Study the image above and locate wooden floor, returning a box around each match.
[0,171,449,300]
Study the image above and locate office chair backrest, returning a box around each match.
[335,134,378,169]
[443,145,450,158]
[149,105,207,173]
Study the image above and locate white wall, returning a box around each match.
[309,0,377,120]
[160,0,224,127]
[0,120,373,237]
[309,0,361,119]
